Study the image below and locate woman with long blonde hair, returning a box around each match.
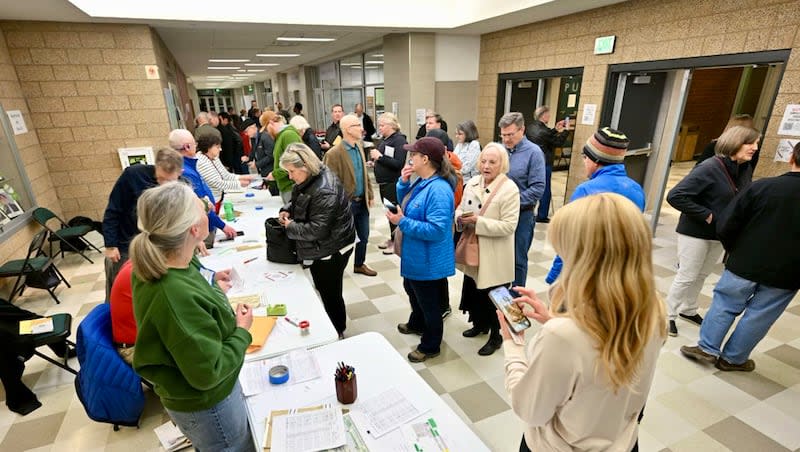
[499,193,665,452]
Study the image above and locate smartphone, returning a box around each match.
[236,231,245,236]
[489,286,531,333]
[383,198,398,214]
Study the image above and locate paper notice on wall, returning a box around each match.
[778,104,800,136]
[567,94,577,108]
[416,109,427,126]
[775,139,798,162]
[145,65,160,80]
[581,104,597,125]
[6,110,27,135]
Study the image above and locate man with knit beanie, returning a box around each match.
[545,127,645,283]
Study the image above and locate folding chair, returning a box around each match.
[0,230,71,304]
[32,207,102,263]
[31,312,77,375]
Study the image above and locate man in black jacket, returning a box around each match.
[354,103,376,142]
[526,106,568,223]
[217,111,245,173]
[681,141,800,372]
[322,104,344,152]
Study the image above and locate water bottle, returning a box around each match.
[223,201,235,221]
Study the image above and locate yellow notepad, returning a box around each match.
[19,317,54,335]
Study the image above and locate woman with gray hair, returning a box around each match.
[130,182,254,452]
[278,143,355,338]
[665,125,758,337]
[453,120,481,181]
[370,112,408,252]
[290,115,323,159]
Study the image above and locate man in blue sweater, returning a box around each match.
[169,129,237,248]
[499,112,546,289]
[102,148,183,299]
[545,128,645,284]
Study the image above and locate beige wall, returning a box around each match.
[0,21,173,222]
[384,33,436,140]
[0,28,61,269]
[435,81,479,142]
[477,0,800,195]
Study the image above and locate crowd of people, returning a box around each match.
[77,98,800,451]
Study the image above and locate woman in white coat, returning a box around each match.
[456,142,520,355]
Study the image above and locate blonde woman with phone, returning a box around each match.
[499,193,665,452]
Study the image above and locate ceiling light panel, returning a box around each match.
[276,37,336,42]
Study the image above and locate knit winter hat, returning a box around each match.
[583,127,629,164]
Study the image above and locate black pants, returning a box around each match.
[404,278,447,354]
[309,248,353,334]
[461,275,502,337]
[378,182,398,236]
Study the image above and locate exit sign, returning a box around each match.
[594,36,616,55]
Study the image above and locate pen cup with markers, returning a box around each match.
[335,362,357,404]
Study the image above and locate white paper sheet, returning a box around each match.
[270,406,346,452]
[241,349,322,397]
[384,145,395,158]
[352,388,428,438]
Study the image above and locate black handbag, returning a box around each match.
[264,218,298,264]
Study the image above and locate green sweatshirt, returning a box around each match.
[272,125,303,193]
[132,256,251,412]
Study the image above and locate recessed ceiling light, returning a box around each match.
[365,60,384,64]
[276,37,335,42]
[245,63,280,67]
[371,54,384,57]
[247,69,265,72]
[255,53,300,57]
[237,69,247,72]
[232,74,256,77]
[208,59,249,63]
[208,66,240,70]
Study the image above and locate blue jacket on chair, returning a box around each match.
[74,303,144,428]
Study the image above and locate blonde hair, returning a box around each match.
[280,143,322,176]
[548,193,665,391]
[480,142,510,174]
[129,183,202,282]
[289,115,311,132]
[715,125,760,157]
[378,112,401,132]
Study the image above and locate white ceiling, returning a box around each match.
[0,0,626,89]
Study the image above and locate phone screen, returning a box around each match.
[489,287,531,333]
[382,197,398,214]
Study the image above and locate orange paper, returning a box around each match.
[246,316,276,354]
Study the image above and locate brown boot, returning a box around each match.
[354,264,377,276]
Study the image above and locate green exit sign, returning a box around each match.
[594,35,616,55]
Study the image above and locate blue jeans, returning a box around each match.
[403,278,447,354]
[350,199,370,267]
[536,165,553,221]
[165,381,254,452]
[513,208,535,288]
[698,270,797,365]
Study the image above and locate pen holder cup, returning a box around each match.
[335,374,357,404]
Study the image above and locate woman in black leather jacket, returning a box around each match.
[278,143,355,338]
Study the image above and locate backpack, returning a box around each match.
[74,304,144,430]
[65,216,103,250]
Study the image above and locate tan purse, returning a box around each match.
[455,175,507,267]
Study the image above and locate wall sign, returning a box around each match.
[581,104,597,125]
[145,65,160,80]
[6,110,27,135]
[594,36,616,55]
[778,104,800,137]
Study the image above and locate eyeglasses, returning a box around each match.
[499,128,521,139]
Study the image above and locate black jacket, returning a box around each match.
[526,120,568,166]
[283,167,355,261]
[717,172,800,290]
[374,132,408,184]
[360,113,376,142]
[301,128,323,159]
[325,122,341,146]
[250,131,274,177]
[102,164,157,252]
[667,156,752,240]
[217,124,243,171]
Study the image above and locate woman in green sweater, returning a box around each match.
[130,182,254,452]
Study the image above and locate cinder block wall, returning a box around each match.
[0,21,173,221]
[476,0,800,196]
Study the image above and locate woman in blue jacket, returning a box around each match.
[387,137,456,363]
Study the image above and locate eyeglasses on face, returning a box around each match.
[500,128,521,138]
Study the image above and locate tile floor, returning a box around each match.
[2,163,799,451]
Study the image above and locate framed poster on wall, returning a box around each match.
[118,147,155,169]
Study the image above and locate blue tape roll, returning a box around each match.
[269,365,289,385]
[245,193,255,198]
[255,206,264,210]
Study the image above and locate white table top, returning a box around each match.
[244,332,490,451]
[200,188,339,362]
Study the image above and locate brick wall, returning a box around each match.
[477,0,800,195]
[0,28,61,270]
[0,21,172,221]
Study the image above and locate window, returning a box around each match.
[313,48,384,130]
[0,104,37,236]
